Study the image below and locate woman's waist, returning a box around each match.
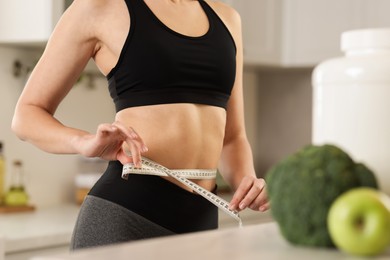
[122,156,218,192]
[138,144,222,170]
[120,125,223,164]
[116,103,225,172]
[109,157,218,192]
[123,157,217,179]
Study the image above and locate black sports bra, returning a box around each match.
[107,0,237,112]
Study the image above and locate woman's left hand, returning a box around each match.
[229,176,269,212]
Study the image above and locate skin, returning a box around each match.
[12,0,269,212]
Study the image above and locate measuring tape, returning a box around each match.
[122,157,242,225]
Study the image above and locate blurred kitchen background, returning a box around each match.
[0,0,390,258]
[2,0,389,208]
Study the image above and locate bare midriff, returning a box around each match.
[116,103,227,192]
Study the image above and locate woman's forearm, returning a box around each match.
[218,134,256,191]
[12,103,89,154]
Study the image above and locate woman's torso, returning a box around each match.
[91,0,234,191]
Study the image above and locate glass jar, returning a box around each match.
[0,142,5,204]
[4,160,29,206]
[312,28,390,195]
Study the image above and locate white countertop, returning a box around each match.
[0,204,79,254]
[0,198,271,259]
[0,194,272,256]
[31,222,390,260]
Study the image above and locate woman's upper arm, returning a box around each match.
[212,2,246,143]
[17,0,100,115]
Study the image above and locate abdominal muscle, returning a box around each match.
[116,103,227,192]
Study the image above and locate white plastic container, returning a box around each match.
[312,28,390,195]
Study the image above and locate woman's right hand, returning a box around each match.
[76,121,148,167]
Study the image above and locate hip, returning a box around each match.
[88,160,219,233]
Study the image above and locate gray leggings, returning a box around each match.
[70,195,174,250]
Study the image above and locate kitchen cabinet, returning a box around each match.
[0,0,72,47]
[230,0,390,67]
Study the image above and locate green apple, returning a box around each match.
[327,187,390,256]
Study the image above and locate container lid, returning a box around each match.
[341,28,390,52]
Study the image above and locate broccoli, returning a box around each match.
[265,144,378,248]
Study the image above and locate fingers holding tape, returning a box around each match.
[112,122,148,167]
[230,177,268,212]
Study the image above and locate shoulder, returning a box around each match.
[67,0,111,16]
[55,0,127,49]
[59,0,117,37]
[204,0,242,42]
[204,0,241,29]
